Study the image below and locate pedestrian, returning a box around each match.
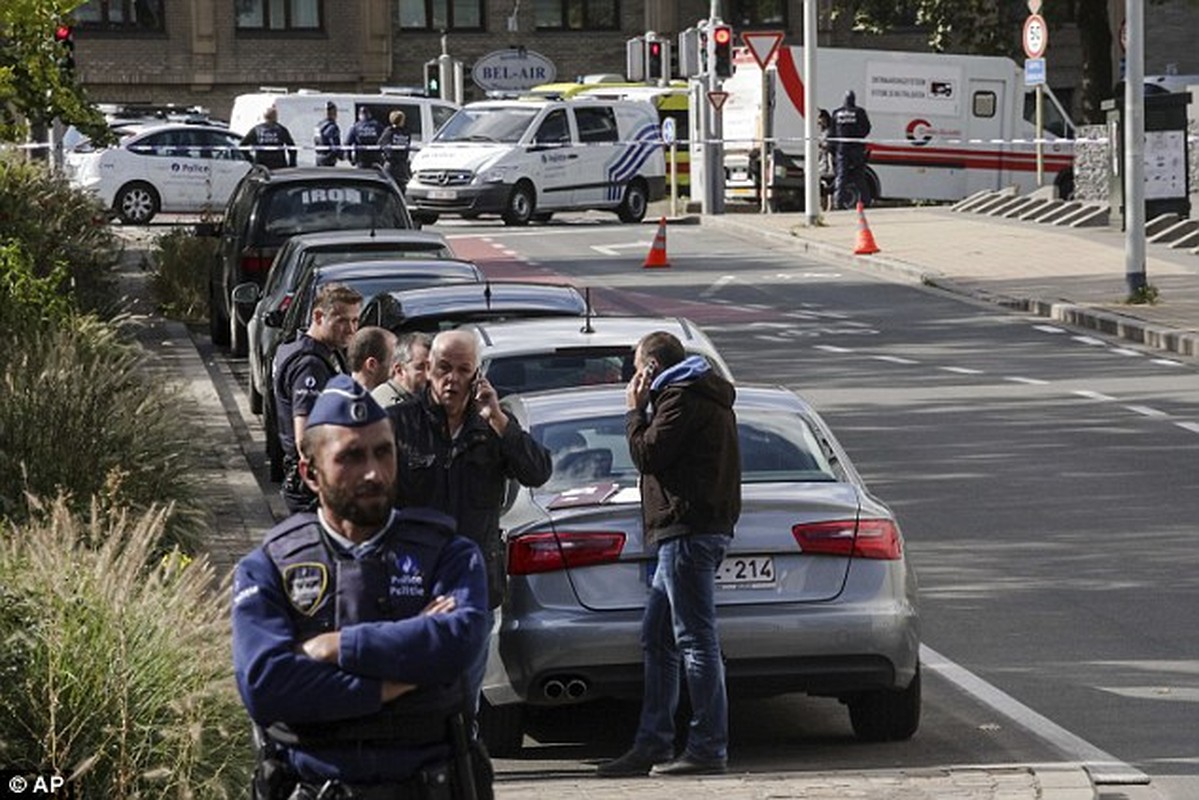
[379,109,413,193]
[831,90,872,209]
[597,331,740,778]
[371,331,431,408]
[345,107,385,169]
[817,108,836,212]
[232,375,493,800]
[271,283,362,514]
[313,101,341,166]
[387,329,552,714]
[240,105,297,169]
[347,325,397,392]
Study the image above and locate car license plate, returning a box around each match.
[644,555,776,589]
[427,189,456,200]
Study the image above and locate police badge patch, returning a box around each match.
[283,562,329,614]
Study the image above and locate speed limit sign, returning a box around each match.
[1023,14,1048,59]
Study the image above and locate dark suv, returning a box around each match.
[205,166,412,356]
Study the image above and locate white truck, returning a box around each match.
[722,46,1077,209]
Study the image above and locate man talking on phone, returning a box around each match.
[387,329,552,720]
[598,330,740,778]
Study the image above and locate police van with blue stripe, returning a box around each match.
[406,97,665,226]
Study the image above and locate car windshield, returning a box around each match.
[486,352,632,396]
[305,244,454,269]
[262,184,407,240]
[435,107,539,143]
[534,408,838,493]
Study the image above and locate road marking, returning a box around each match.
[872,355,919,364]
[1176,422,1199,435]
[1110,348,1143,357]
[589,242,652,256]
[1096,686,1199,703]
[1124,405,1167,418]
[814,344,854,353]
[1033,325,1066,334]
[700,275,736,298]
[1152,358,1184,367]
[940,366,985,375]
[1072,335,1107,346]
[921,644,1147,784]
[1073,390,1115,402]
[1005,376,1049,385]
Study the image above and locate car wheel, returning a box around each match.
[478,697,525,757]
[209,280,231,347]
[229,311,249,358]
[502,183,535,226]
[617,180,648,223]
[115,182,160,225]
[249,379,263,415]
[847,663,921,742]
[413,211,440,226]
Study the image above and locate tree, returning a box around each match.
[0,0,106,144]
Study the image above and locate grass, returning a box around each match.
[149,227,218,324]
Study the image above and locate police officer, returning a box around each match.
[314,101,341,167]
[831,90,872,210]
[345,107,385,169]
[233,375,492,800]
[379,110,413,193]
[241,106,298,169]
[272,283,361,513]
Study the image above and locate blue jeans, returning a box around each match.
[633,533,732,762]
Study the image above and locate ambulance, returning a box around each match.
[722,46,1077,209]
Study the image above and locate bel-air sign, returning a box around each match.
[471,48,556,92]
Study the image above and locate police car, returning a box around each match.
[65,122,250,224]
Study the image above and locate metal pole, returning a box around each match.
[670,140,678,217]
[1035,83,1044,186]
[803,0,818,225]
[1124,0,1146,295]
[760,66,769,213]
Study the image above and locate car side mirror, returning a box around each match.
[231,282,260,305]
[264,310,285,328]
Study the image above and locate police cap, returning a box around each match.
[306,375,387,430]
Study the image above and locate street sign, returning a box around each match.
[742,31,784,69]
[1027,0,1042,13]
[1024,58,1046,86]
[1022,14,1048,59]
[707,90,729,112]
[661,117,676,144]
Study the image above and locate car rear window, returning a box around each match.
[260,183,407,242]
[306,244,454,269]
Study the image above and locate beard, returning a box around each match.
[322,476,396,528]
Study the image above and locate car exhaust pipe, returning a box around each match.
[543,679,566,700]
[565,678,588,699]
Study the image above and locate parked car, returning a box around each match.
[241,229,458,414]
[462,315,733,397]
[248,257,486,481]
[480,384,921,755]
[359,281,589,333]
[203,165,412,357]
[65,122,248,224]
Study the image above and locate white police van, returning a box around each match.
[229,88,459,167]
[406,97,666,225]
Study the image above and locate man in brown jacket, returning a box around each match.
[598,331,740,778]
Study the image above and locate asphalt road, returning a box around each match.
[205,211,1198,797]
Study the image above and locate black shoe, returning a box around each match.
[596,748,671,778]
[649,754,727,776]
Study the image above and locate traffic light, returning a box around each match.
[424,60,440,98]
[647,37,664,80]
[54,23,75,74]
[712,24,733,77]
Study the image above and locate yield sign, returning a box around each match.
[707,90,729,112]
[742,31,784,69]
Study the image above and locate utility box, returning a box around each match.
[1104,92,1192,228]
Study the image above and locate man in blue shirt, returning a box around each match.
[233,375,491,799]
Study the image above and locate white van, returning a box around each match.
[406,97,666,225]
[229,88,459,167]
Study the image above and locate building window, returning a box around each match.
[400,0,484,30]
[534,0,618,31]
[728,0,786,28]
[75,0,165,31]
[235,0,322,31]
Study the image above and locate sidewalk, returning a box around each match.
[704,205,1199,360]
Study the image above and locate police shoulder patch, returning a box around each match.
[283,562,329,615]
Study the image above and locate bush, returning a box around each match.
[0,155,121,314]
[149,227,217,323]
[0,313,203,551]
[0,237,74,333]
[0,498,253,799]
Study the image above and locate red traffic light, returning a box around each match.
[713,26,732,45]
[649,41,661,55]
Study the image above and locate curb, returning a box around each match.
[704,215,1199,361]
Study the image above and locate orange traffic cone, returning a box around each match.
[853,201,880,255]
[643,216,670,269]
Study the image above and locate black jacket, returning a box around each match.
[389,390,552,607]
[626,366,740,548]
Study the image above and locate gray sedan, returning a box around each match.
[481,384,921,755]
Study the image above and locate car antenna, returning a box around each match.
[580,287,594,333]
[484,281,492,309]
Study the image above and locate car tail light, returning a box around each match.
[278,293,293,312]
[508,531,626,575]
[240,252,272,275]
[791,519,901,560]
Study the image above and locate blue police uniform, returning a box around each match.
[272,332,346,512]
[831,91,872,209]
[314,105,342,167]
[242,120,298,170]
[346,115,386,168]
[232,377,490,798]
[379,124,412,192]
